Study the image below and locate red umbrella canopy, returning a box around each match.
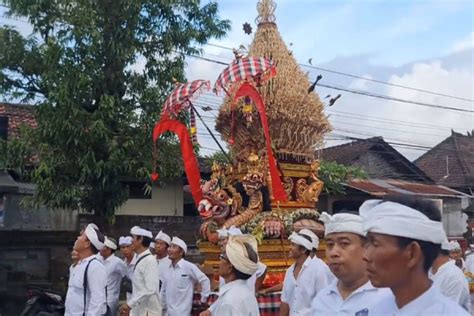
[161,79,211,117]
[213,56,276,94]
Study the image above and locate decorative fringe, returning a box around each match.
[189,109,198,145]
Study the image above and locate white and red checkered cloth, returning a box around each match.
[214,56,276,94]
[162,80,211,117]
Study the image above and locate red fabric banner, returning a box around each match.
[234,82,288,202]
[152,119,203,206]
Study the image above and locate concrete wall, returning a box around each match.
[1,193,77,231]
[116,181,183,216]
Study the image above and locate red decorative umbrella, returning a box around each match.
[213,56,287,202]
[162,79,211,116]
[213,56,276,94]
[161,79,211,144]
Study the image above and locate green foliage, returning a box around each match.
[0,0,230,219]
[203,150,231,164]
[319,160,368,195]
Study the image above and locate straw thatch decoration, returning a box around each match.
[215,0,331,163]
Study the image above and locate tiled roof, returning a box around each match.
[346,179,469,198]
[321,137,432,183]
[320,137,380,165]
[0,103,36,138]
[415,131,474,189]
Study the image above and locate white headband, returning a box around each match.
[130,226,153,239]
[289,232,313,251]
[119,236,133,246]
[149,242,155,248]
[299,229,319,250]
[217,228,229,238]
[171,237,187,254]
[155,230,171,245]
[450,241,461,251]
[104,237,117,250]
[228,226,242,236]
[320,212,365,237]
[85,223,104,251]
[226,235,259,275]
[360,200,446,244]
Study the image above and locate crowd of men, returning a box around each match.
[64,195,472,315]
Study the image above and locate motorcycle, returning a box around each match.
[21,286,65,316]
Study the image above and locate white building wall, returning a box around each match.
[116,181,183,216]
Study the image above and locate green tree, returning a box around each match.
[319,160,368,194]
[0,0,230,219]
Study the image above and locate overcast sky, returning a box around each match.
[186,0,474,161]
[2,1,473,161]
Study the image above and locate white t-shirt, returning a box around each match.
[281,256,330,315]
[128,250,162,316]
[65,255,107,316]
[210,279,260,316]
[100,254,127,313]
[162,258,211,316]
[429,260,471,312]
[371,284,470,316]
[311,280,392,316]
[219,261,267,295]
[311,256,336,284]
[464,253,474,274]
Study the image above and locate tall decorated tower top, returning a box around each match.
[216,0,331,163]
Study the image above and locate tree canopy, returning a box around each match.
[0,0,230,219]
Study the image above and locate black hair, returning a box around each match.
[232,242,258,280]
[140,236,153,248]
[382,195,442,272]
[296,245,311,256]
[90,229,105,254]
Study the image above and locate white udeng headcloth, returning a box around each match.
[85,223,104,251]
[118,236,133,246]
[359,200,446,244]
[104,237,117,250]
[228,226,243,236]
[319,212,365,237]
[155,230,171,245]
[226,235,259,275]
[450,241,461,251]
[130,226,153,239]
[171,237,188,254]
[217,228,229,238]
[298,229,319,250]
[289,232,313,251]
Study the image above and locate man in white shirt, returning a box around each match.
[450,241,466,270]
[119,236,137,301]
[120,226,161,316]
[465,244,474,274]
[311,212,392,315]
[200,235,260,316]
[361,196,469,316]
[99,236,127,316]
[163,236,211,316]
[429,240,470,312]
[217,226,267,294]
[280,231,330,316]
[298,228,335,283]
[65,223,107,316]
[154,231,172,311]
